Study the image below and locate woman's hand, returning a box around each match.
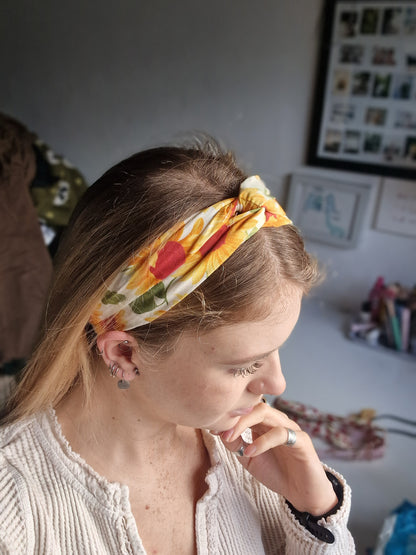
[220,402,338,516]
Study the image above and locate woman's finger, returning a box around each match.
[221,434,249,455]
[224,402,300,443]
[243,427,310,457]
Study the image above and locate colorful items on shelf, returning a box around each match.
[349,277,416,356]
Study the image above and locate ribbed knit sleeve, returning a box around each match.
[251,465,355,554]
[0,452,30,554]
[212,437,355,554]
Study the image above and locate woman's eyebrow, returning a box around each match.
[221,347,278,366]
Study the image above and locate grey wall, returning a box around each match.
[1,0,321,184]
[2,0,415,310]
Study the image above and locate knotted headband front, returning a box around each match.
[90,175,292,334]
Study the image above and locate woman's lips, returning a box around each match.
[229,406,254,417]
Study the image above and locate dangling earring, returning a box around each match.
[109,360,140,390]
[117,369,130,390]
[109,362,140,389]
[117,367,140,389]
[117,368,140,389]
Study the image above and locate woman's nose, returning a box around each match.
[248,351,286,397]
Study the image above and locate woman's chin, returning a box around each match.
[205,415,240,435]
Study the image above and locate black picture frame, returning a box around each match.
[308,0,416,180]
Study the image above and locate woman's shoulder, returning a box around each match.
[0,456,29,554]
[0,417,37,553]
[0,410,64,505]
[1,409,128,510]
[0,414,44,502]
[0,412,40,458]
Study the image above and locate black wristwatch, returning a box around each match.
[285,471,344,544]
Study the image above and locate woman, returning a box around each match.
[0,141,355,553]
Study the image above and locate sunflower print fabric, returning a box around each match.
[90,176,292,334]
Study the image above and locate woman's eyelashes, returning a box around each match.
[232,361,263,377]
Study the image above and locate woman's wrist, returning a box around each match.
[306,475,339,517]
[285,472,344,544]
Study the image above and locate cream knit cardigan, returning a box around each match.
[0,410,355,554]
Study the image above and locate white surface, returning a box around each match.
[276,297,416,554]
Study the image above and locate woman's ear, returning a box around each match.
[96,331,139,382]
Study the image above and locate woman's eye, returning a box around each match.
[232,361,262,377]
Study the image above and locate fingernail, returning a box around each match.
[243,444,256,457]
[221,429,234,442]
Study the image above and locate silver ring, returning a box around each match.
[285,428,297,447]
[235,442,246,456]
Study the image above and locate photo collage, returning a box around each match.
[317,2,416,170]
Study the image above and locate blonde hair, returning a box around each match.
[4,140,320,422]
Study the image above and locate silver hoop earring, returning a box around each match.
[109,361,119,378]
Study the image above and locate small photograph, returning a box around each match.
[382,8,403,35]
[352,71,371,95]
[382,137,403,161]
[339,44,364,64]
[339,10,359,37]
[404,136,416,161]
[343,130,361,154]
[330,103,356,124]
[403,7,416,34]
[323,129,342,153]
[363,133,382,153]
[365,107,387,126]
[395,111,416,130]
[332,68,350,95]
[393,75,413,99]
[360,8,379,34]
[372,46,396,66]
[372,73,391,98]
[405,52,416,72]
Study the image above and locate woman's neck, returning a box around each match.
[55,373,200,480]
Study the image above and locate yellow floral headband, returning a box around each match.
[89,175,292,334]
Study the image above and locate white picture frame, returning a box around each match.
[287,167,377,248]
[375,177,416,237]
